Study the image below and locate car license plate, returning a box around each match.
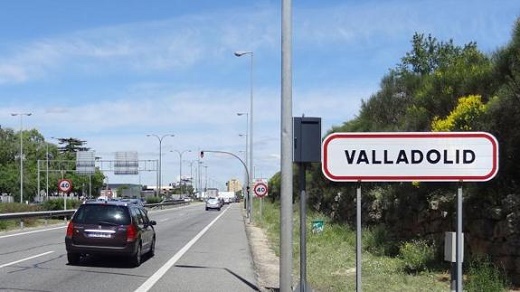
[88,233,112,238]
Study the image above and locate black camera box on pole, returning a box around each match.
[293,116,321,163]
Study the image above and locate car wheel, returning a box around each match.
[131,243,142,267]
[218,208,221,211]
[67,252,80,265]
[148,237,156,257]
[205,207,209,211]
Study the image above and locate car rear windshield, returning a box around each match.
[73,205,131,225]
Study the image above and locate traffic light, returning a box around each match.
[200,151,204,158]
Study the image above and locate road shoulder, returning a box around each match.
[245,217,280,292]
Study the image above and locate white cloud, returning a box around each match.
[1,0,518,187]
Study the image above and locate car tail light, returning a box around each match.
[66,222,74,238]
[126,224,138,242]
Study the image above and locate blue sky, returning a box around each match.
[1,0,518,190]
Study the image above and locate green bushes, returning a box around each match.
[466,256,508,292]
[40,199,82,210]
[145,196,162,204]
[363,225,399,256]
[398,239,436,273]
[0,202,41,213]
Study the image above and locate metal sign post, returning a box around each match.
[253,179,268,217]
[457,184,463,292]
[293,116,321,292]
[356,183,362,292]
[297,163,311,292]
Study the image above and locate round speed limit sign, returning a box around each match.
[253,182,268,198]
[58,179,72,193]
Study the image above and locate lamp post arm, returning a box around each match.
[199,150,250,192]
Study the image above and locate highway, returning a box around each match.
[0,203,259,292]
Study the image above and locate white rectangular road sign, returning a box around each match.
[322,132,499,182]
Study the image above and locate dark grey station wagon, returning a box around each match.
[65,199,156,267]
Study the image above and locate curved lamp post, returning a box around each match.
[147,134,174,196]
[172,149,191,196]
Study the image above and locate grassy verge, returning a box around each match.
[252,199,451,292]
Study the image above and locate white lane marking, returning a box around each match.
[134,207,230,292]
[0,251,55,269]
[0,226,66,239]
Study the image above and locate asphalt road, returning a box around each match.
[0,202,260,292]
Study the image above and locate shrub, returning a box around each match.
[363,225,398,256]
[146,196,162,204]
[41,199,82,210]
[399,239,436,273]
[466,256,507,292]
[0,220,11,230]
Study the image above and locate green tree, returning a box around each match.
[0,127,105,202]
[54,137,90,160]
[431,94,489,131]
[397,33,495,129]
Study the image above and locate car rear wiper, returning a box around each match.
[96,221,120,226]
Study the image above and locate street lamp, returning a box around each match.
[185,159,198,195]
[46,136,58,201]
[203,165,208,191]
[237,111,249,191]
[237,112,249,167]
[235,50,254,221]
[11,112,32,203]
[171,149,191,196]
[147,134,175,197]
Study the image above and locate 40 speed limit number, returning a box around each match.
[58,179,73,193]
[253,182,268,198]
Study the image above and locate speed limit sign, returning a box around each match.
[58,179,72,193]
[253,182,268,198]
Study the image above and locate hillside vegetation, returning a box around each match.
[268,18,520,287]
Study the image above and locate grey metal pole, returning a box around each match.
[159,139,162,197]
[174,150,191,196]
[280,0,293,290]
[11,113,31,204]
[46,143,49,200]
[234,52,254,223]
[356,183,362,292]
[147,134,174,197]
[457,184,463,292]
[180,154,183,195]
[37,161,40,201]
[299,163,307,292]
[19,116,23,203]
[198,159,202,196]
[237,113,249,212]
[249,52,254,224]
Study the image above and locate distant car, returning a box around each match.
[121,198,145,207]
[65,200,156,267]
[222,197,231,204]
[205,197,222,211]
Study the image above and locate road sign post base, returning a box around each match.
[294,282,313,292]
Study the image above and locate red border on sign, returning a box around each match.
[58,179,73,192]
[322,132,499,182]
[254,182,268,197]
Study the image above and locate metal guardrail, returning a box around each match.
[0,199,191,222]
[0,210,75,221]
